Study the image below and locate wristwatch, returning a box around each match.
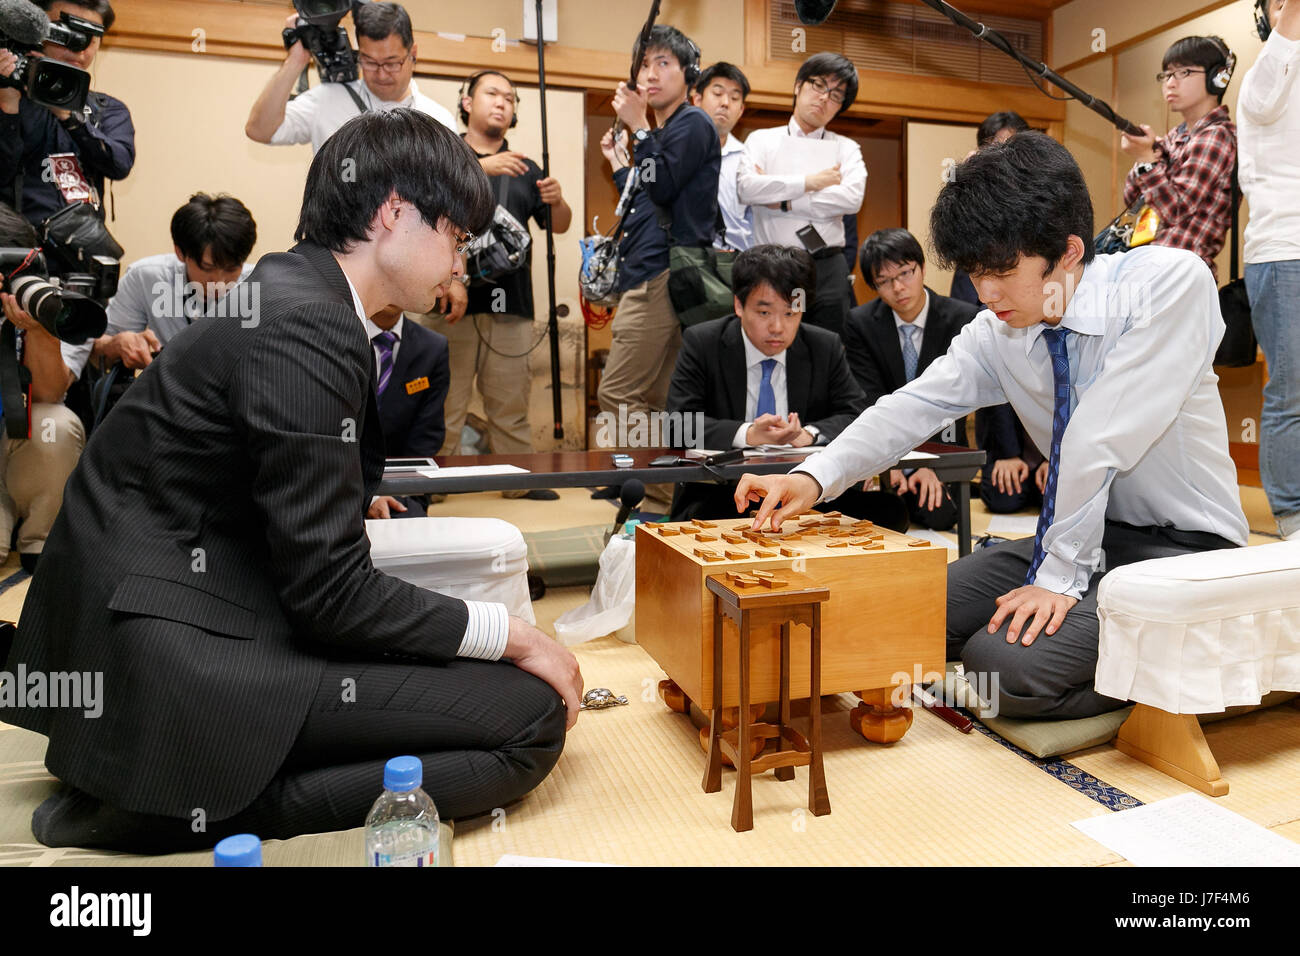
[632,128,650,148]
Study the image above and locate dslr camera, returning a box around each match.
[0,246,113,344]
[283,0,368,85]
[0,0,105,112]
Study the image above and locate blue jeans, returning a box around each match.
[1246,260,1300,536]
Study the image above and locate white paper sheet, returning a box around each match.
[744,445,822,458]
[415,465,530,478]
[985,514,1041,536]
[1071,793,1300,866]
[898,451,939,462]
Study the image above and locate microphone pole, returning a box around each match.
[914,0,1144,136]
[533,0,564,441]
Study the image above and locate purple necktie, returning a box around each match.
[374,331,397,396]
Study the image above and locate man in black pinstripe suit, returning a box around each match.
[0,110,582,853]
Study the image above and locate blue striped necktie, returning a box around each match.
[374,331,397,396]
[756,358,777,418]
[1025,327,1071,585]
[901,324,920,382]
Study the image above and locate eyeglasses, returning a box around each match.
[359,53,413,75]
[874,263,918,290]
[1155,67,1205,84]
[806,76,846,105]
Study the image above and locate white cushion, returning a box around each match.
[1095,541,1300,713]
[366,516,534,623]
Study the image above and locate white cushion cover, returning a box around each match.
[1095,542,1300,713]
[366,516,535,623]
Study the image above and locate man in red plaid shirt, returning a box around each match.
[1122,35,1238,280]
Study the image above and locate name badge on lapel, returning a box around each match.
[405,377,430,396]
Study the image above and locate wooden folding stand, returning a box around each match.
[702,571,831,832]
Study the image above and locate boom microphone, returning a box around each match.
[793,0,838,25]
[0,0,51,46]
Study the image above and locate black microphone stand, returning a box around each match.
[915,0,1144,136]
[531,0,565,441]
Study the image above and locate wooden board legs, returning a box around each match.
[850,686,915,744]
[1114,703,1228,797]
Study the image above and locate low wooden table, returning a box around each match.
[703,571,831,832]
[637,514,947,752]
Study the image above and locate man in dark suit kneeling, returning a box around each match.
[1,110,582,853]
[666,244,904,526]
[843,228,980,530]
[365,303,450,520]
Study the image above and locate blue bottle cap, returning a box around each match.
[383,755,423,792]
[214,833,262,867]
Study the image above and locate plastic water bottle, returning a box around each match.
[365,755,440,867]
[620,518,641,540]
[214,833,262,867]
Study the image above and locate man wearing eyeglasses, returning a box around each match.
[737,52,866,338]
[842,228,979,531]
[245,2,454,153]
[1120,36,1238,279]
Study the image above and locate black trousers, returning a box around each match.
[808,251,850,339]
[947,521,1238,720]
[43,655,567,854]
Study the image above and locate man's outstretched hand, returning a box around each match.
[734,472,822,532]
[504,616,583,730]
[987,585,1077,646]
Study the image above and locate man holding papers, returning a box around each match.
[737,52,865,337]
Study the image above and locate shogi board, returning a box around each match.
[635,514,946,709]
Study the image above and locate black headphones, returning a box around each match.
[1205,35,1237,95]
[458,70,518,128]
[684,38,702,87]
[1254,0,1273,41]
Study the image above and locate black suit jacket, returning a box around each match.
[842,288,979,445]
[666,315,866,450]
[1,243,473,819]
[377,320,450,458]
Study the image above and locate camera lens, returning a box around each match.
[8,276,107,343]
[29,60,90,112]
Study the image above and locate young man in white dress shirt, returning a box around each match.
[736,132,1249,720]
[736,52,865,337]
[691,62,753,256]
[1239,0,1300,540]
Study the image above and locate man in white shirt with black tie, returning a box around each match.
[736,133,1248,720]
[737,52,866,337]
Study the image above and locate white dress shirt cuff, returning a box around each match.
[793,455,844,503]
[1030,552,1091,601]
[457,601,510,660]
[733,422,751,448]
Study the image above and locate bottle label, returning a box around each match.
[371,847,438,867]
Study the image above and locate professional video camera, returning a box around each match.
[283,0,369,85]
[0,0,104,112]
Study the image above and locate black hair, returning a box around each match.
[295,109,494,254]
[732,244,816,310]
[170,194,257,270]
[976,110,1029,148]
[0,202,39,247]
[859,229,925,290]
[354,1,413,49]
[794,52,858,115]
[693,62,750,100]
[459,70,515,126]
[33,0,114,31]
[930,131,1095,277]
[641,24,698,73]
[1162,35,1233,101]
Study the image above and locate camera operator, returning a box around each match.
[77,193,256,372]
[245,2,454,152]
[0,1,134,237]
[0,201,86,572]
